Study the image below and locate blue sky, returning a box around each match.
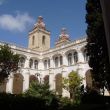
[0,0,87,48]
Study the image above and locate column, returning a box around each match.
[50,56,54,68]
[49,72,55,90]
[6,73,13,93]
[62,70,70,97]
[24,56,30,68]
[77,50,84,63]
[22,71,30,92]
[78,68,86,86]
[38,59,43,70]
[62,54,68,66]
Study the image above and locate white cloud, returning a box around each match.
[0,12,35,32]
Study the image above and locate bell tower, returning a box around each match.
[28,16,50,51]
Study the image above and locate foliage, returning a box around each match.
[0,44,19,83]
[81,88,110,105]
[62,71,82,104]
[0,93,109,110]
[59,97,72,110]
[24,81,59,107]
[0,93,47,110]
[86,0,110,94]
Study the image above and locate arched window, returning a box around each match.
[60,56,63,66]
[19,57,25,68]
[42,36,45,45]
[73,51,78,63]
[83,49,89,62]
[29,75,39,85]
[29,59,33,68]
[55,57,58,68]
[32,36,35,45]
[68,53,72,65]
[44,60,48,69]
[86,70,93,89]
[44,75,49,85]
[34,60,38,69]
[48,59,50,68]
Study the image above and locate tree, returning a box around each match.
[24,81,58,106]
[86,0,110,94]
[0,44,19,83]
[63,71,82,103]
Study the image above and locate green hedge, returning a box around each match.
[0,93,109,110]
[0,93,59,110]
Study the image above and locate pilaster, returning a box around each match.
[77,49,84,63]
[24,56,30,68]
[49,70,55,90]
[62,54,68,66]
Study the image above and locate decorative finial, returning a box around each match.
[55,28,70,47]
[34,16,46,30]
[61,28,67,35]
[38,16,43,22]
[59,28,69,40]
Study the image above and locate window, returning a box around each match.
[29,59,33,68]
[83,50,89,62]
[55,57,58,68]
[68,53,72,65]
[60,56,63,66]
[42,36,45,45]
[32,36,35,45]
[34,60,38,69]
[48,59,50,68]
[19,57,25,68]
[44,60,48,69]
[73,51,78,63]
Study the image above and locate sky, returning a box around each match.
[0,0,87,48]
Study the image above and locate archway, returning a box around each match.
[29,75,39,85]
[44,75,49,85]
[55,73,62,96]
[85,69,93,89]
[0,79,7,93]
[13,73,23,94]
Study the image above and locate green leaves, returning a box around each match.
[62,71,82,103]
[24,82,58,106]
[68,71,82,89]
[86,0,110,93]
[63,71,82,91]
[0,44,19,83]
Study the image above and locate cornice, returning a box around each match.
[29,28,50,36]
[0,37,87,57]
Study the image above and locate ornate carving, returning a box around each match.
[34,16,46,30]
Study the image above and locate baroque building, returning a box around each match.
[0,16,93,96]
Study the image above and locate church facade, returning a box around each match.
[0,16,91,96]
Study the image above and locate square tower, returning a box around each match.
[28,16,50,51]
